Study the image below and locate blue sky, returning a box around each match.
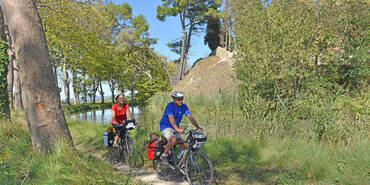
[120,0,211,65]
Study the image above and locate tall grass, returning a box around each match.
[142,91,369,184]
[147,91,369,143]
[0,112,144,185]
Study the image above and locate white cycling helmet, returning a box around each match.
[171,90,185,98]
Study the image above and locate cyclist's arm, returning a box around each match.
[126,106,138,125]
[168,114,183,133]
[111,110,118,124]
[187,113,202,130]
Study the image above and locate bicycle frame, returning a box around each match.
[153,129,214,184]
[165,130,204,174]
[167,144,190,174]
[111,119,140,166]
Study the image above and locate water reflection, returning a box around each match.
[69,106,140,124]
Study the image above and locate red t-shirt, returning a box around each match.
[111,103,129,124]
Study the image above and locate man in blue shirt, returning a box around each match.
[159,90,202,165]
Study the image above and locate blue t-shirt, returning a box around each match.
[160,102,191,131]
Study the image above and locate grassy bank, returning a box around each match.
[141,92,369,184]
[0,112,144,185]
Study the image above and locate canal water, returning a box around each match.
[69,106,141,124]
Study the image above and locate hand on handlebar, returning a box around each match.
[196,127,203,131]
[176,128,184,134]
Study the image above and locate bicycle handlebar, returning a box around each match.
[112,119,136,129]
[175,129,203,135]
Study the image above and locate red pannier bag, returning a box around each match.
[146,133,160,160]
[146,140,156,160]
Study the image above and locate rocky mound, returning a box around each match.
[173,47,240,96]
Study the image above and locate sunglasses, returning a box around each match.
[175,98,184,101]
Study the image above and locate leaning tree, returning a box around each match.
[1,0,73,152]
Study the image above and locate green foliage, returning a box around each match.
[0,112,143,184]
[62,102,113,114]
[231,0,369,142]
[166,38,182,55]
[0,41,9,119]
[204,17,221,51]
[38,0,170,105]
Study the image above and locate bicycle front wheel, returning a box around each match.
[124,137,144,168]
[185,150,214,185]
[110,146,122,165]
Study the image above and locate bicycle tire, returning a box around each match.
[153,156,172,180]
[124,138,144,168]
[185,150,214,185]
[110,146,122,165]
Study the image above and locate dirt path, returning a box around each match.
[91,152,189,185]
[112,162,189,185]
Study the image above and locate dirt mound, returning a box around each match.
[173,47,239,96]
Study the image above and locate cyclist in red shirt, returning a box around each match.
[111,93,137,147]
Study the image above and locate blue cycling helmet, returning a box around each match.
[171,90,185,98]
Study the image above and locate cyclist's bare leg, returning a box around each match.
[179,141,186,165]
[113,135,119,147]
[164,135,177,154]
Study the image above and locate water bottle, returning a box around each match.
[103,131,108,146]
[177,151,185,159]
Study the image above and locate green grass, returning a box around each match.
[2,90,367,184]
[67,118,153,169]
[141,92,370,184]
[0,112,145,185]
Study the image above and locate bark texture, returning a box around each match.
[13,60,22,110]
[1,0,73,152]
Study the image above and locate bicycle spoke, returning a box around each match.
[153,158,171,180]
[110,147,122,165]
[185,151,214,185]
[125,138,144,168]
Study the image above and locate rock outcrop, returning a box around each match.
[173,47,239,96]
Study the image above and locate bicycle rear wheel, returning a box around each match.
[124,138,144,168]
[185,150,214,185]
[153,156,171,180]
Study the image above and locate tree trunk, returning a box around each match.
[62,63,71,105]
[72,69,80,105]
[52,61,59,93]
[82,73,87,104]
[130,88,134,114]
[1,0,73,152]
[92,79,98,104]
[0,9,10,119]
[109,79,115,103]
[98,81,104,104]
[0,8,5,40]
[13,60,23,110]
[228,20,232,51]
[7,59,13,109]
[178,12,187,81]
[5,25,14,110]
